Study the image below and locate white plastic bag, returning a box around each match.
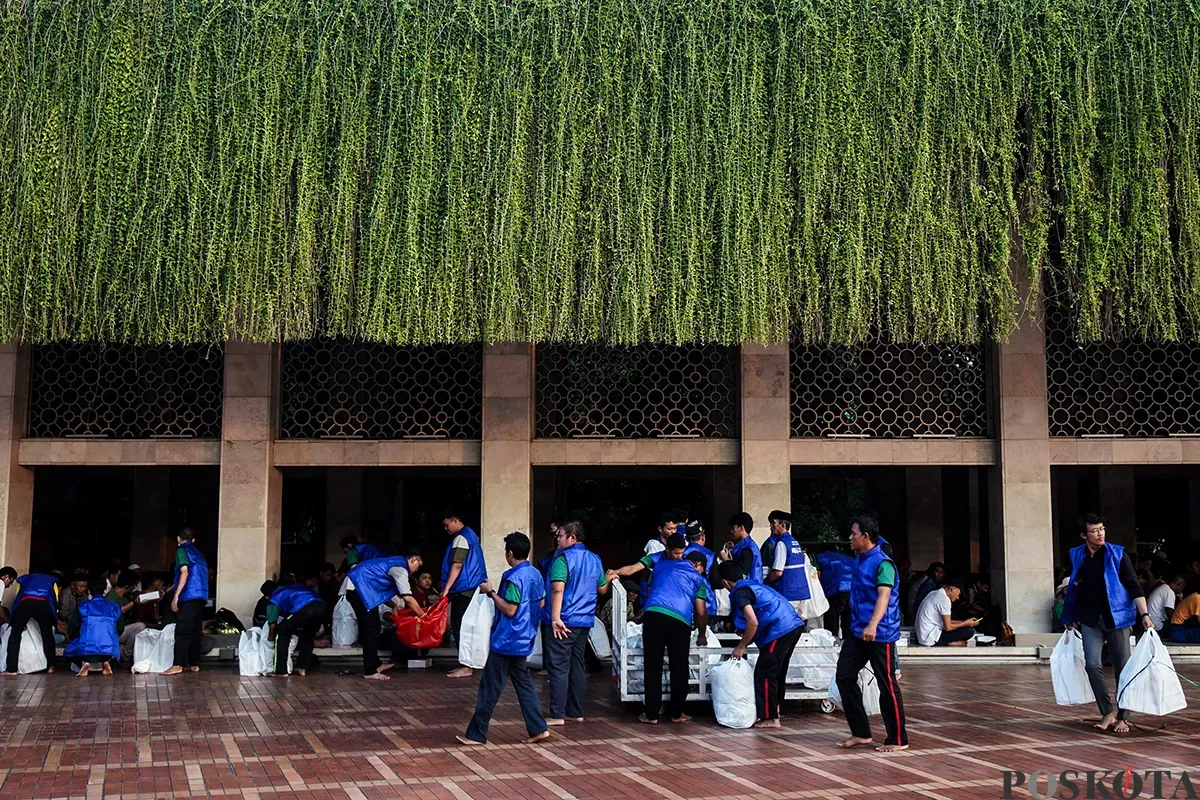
[238,628,264,676]
[331,596,358,647]
[795,559,830,620]
[588,618,612,660]
[0,622,48,673]
[1117,629,1187,716]
[1050,630,1095,706]
[828,667,881,716]
[457,590,493,669]
[710,658,757,728]
[259,628,298,675]
[526,625,544,670]
[715,589,731,617]
[131,624,175,673]
[625,622,643,649]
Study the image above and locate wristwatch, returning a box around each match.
[487,589,496,598]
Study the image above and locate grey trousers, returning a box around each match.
[544,624,588,719]
[1080,624,1132,720]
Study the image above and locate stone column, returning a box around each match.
[131,467,172,571]
[992,281,1055,635]
[325,467,363,566]
[1098,466,1137,550]
[905,466,944,568]
[480,344,533,580]
[216,342,282,625]
[0,344,33,611]
[740,343,791,543]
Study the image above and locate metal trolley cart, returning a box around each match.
[608,579,839,713]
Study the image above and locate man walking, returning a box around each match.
[835,516,908,752]
[1061,512,1153,734]
[441,509,488,679]
[544,520,609,725]
[457,532,550,746]
[164,528,208,676]
[817,548,855,638]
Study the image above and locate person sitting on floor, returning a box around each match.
[1147,574,1187,632]
[66,578,122,677]
[1165,591,1200,642]
[57,572,91,644]
[914,581,980,647]
[907,562,944,622]
[108,570,146,661]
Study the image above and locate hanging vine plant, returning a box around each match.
[1,0,1198,345]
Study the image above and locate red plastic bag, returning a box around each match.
[393,597,449,649]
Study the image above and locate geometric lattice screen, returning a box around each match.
[535,344,738,438]
[279,341,482,439]
[28,344,224,438]
[790,336,990,438]
[1046,304,1200,436]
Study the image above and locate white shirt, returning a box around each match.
[644,538,666,556]
[1147,583,1175,630]
[342,566,409,600]
[915,588,952,646]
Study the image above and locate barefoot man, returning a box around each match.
[835,516,908,752]
[719,560,805,728]
[66,577,122,677]
[266,579,328,677]
[456,532,551,747]
[1060,512,1154,734]
[344,551,426,680]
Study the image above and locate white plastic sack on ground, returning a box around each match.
[1050,630,1095,706]
[1117,629,1187,716]
[0,622,48,673]
[710,658,757,728]
[716,589,731,617]
[131,624,175,673]
[795,560,831,620]
[458,590,493,669]
[331,596,357,647]
[589,618,612,659]
[527,625,544,670]
[238,628,265,676]
[827,667,881,716]
[259,628,298,675]
[626,622,643,649]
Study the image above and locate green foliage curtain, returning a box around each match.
[1,0,1198,345]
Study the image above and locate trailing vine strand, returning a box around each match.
[1,0,1199,345]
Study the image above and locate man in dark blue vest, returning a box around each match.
[544,520,610,725]
[456,532,550,746]
[0,566,59,675]
[441,509,489,679]
[265,580,328,677]
[1061,512,1152,734]
[817,549,855,638]
[345,550,425,680]
[164,528,209,676]
[763,510,811,611]
[835,515,908,752]
[720,560,805,728]
[718,512,762,583]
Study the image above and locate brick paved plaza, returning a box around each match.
[0,663,1198,799]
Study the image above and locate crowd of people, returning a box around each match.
[3,504,1177,749]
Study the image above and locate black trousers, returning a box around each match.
[173,599,206,668]
[450,591,473,643]
[755,626,804,720]
[545,624,589,719]
[464,651,548,743]
[835,635,908,746]
[5,600,56,673]
[642,610,691,722]
[346,590,383,675]
[274,601,327,674]
[825,592,850,639]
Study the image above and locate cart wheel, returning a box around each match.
[820,699,835,714]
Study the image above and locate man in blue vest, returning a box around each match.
[544,519,610,725]
[441,509,489,679]
[340,536,386,568]
[0,566,59,675]
[836,515,908,752]
[456,532,550,746]
[817,549,855,638]
[65,577,122,677]
[164,528,209,676]
[345,549,425,680]
[684,523,720,620]
[763,510,812,611]
[1061,512,1153,734]
[720,560,805,728]
[265,579,328,677]
[718,512,762,584]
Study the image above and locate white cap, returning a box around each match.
[128,564,142,571]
